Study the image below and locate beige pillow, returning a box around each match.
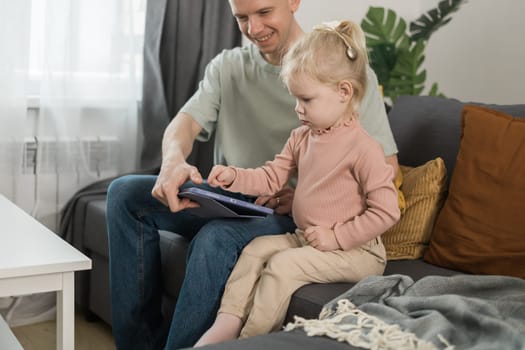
[424,106,525,278]
[382,157,447,260]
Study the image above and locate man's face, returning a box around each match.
[230,0,300,63]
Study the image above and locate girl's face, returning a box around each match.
[287,73,353,133]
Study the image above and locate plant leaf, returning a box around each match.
[361,7,407,47]
[428,82,446,97]
[429,82,439,96]
[362,7,410,89]
[387,40,427,101]
[368,43,397,86]
[409,0,467,41]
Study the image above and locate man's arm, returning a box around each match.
[151,112,204,212]
[360,66,399,178]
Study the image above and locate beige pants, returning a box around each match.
[218,229,387,338]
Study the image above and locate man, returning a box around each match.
[107,0,399,349]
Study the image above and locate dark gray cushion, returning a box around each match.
[286,283,354,323]
[389,95,525,176]
[194,260,463,350]
[285,259,460,324]
[181,329,356,350]
[83,199,109,256]
[82,198,187,313]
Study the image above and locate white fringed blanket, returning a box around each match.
[285,274,525,350]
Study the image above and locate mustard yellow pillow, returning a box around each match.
[394,168,407,214]
[382,157,447,260]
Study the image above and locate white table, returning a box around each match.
[0,194,92,349]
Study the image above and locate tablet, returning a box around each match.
[178,187,274,219]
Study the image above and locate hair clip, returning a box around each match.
[313,21,356,61]
[314,20,341,30]
[345,46,356,60]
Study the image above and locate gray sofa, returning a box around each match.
[70,95,525,347]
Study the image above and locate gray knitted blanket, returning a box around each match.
[285,274,525,350]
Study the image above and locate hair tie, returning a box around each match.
[313,21,357,60]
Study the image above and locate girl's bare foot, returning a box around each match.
[194,313,243,347]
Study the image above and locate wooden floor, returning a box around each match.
[11,312,115,350]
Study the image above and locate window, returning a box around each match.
[26,0,145,103]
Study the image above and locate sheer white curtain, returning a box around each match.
[0,0,144,326]
[29,0,145,230]
[0,1,30,204]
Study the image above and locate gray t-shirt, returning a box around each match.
[180,43,397,169]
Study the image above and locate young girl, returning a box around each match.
[195,20,400,346]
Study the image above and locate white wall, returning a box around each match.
[296,0,423,30]
[296,0,525,104]
[424,0,525,104]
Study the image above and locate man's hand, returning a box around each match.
[255,186,294,215]
[152,112,205,212]
[207,165,236,187]
[151,160,203,213]
[303,226,341,251]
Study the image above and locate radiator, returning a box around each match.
[16,136,120,231]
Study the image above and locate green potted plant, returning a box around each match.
[361,0,467,103]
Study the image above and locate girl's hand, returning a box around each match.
[304,226,341,251]
[255,186,294,215]
[208,165,236,187]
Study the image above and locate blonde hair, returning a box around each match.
[281,20,368,113]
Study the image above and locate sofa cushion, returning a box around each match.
[82,197,188,301]
[424,105,525,278]
[285,258,460,324]
[389,95,525,177]
[179,329,356,350]
[382,157,447,260]
[394,169,407,214]
[83,199,109,256]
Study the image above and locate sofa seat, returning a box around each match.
[286,258,460,323]
[77,197,189,324]
[184,329,353,350]
[76,194,460,327]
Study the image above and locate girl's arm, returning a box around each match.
[220,129,303,196]
[333,145,401,251]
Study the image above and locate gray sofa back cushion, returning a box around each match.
[388,95,525,176]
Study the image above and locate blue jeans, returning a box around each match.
[107,175,296,349]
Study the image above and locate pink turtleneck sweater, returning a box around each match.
[226,120,400,251]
